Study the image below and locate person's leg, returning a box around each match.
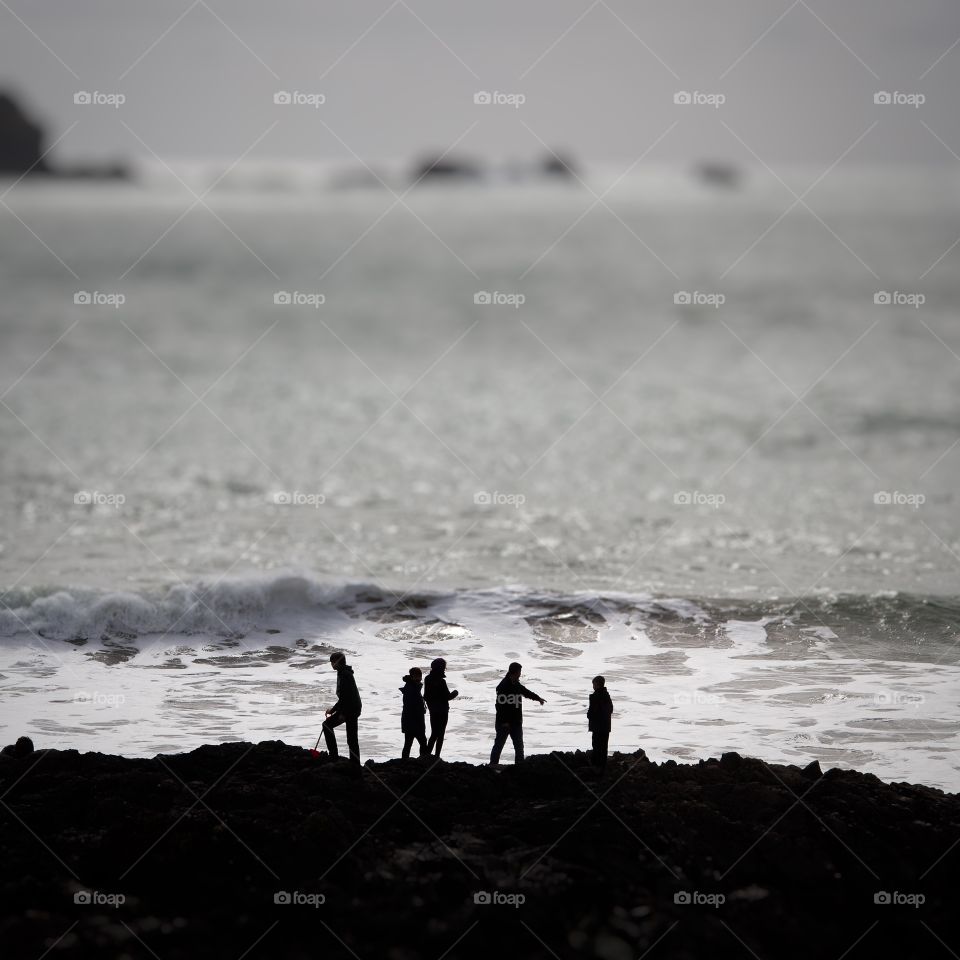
[510,722,524,762]
[433,713,448,757]
[322,713,344,757]
[416,733,428,757]
[345,715,360,765]
[427,713,438,754]
[490,723,509,764]
[402,732,413,759]
[598,732,608,769]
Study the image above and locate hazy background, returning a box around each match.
[1,0,959,167]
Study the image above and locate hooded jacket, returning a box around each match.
[332,663,362,718]
[588,688,613,733]
[400,676,427,733]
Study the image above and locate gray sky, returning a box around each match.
[1,0,958,166]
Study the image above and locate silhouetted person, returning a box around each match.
[588,676,613,770]
[424,657,458,757]
[400,666,428,758]
[322,652,361,766]
[0,736,34,760]
[490,662,545,765]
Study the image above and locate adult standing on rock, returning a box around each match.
[322,652,362,766]
[489,661,545,765]
[424,658,458,758]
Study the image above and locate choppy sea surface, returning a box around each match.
[1,167,958,787]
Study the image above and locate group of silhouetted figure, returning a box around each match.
[319,652,614,771]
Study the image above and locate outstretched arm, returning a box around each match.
[519,684,546,705]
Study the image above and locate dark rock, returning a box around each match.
[541,151,578,179]
[0,743,956,959]
[802,759,823,779]
[0,91,49,174]
[412,155,482,182]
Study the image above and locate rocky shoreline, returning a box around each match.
[1,742,957,958]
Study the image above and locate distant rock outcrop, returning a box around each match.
[412,154,483,182]
[0,90,129,179]
[695,160,742,189]
[0,92,49,174]
[540,151,578,179]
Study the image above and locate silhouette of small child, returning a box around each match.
[587,677,613,770]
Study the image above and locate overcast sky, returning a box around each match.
[1,0,958,166]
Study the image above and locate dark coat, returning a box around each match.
[494,675,542,726]
[424,670,457,715]
[400,677,426,734]
[332,663,362,717]
[588,688,613,733]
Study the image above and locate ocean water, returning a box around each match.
[1,167,958,788]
